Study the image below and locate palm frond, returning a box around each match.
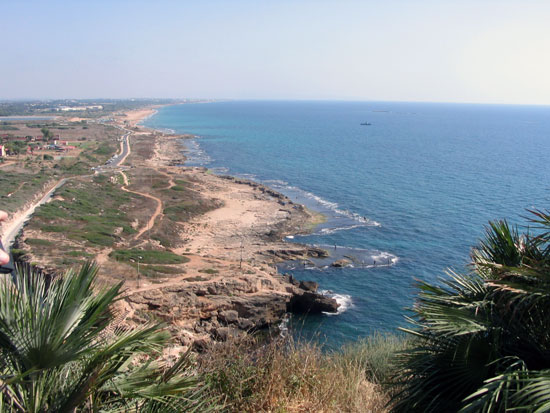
[0,261,218,412]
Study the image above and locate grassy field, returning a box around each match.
[110,248,188,264]
[0,170,53,213]
[34,175,136,246]
[16,174,140,267]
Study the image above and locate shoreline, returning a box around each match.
[110,106,340,350]
[135,105,328,241]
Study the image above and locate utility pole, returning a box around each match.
[137,255,142,287]
[130,255,143,288]
[239,238,244,271]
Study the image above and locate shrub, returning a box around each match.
[25,238,53,246]
[199,335,390,412]
[392,211,550,412]
[0,262,217,412]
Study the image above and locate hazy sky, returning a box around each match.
[2,0,550,104]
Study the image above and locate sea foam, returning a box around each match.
[320,290,353,315]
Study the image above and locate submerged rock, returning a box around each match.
[306,247,329,258]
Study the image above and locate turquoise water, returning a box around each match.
[145,101,550,346]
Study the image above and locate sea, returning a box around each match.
[144,101,550,347]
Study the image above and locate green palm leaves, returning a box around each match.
[392,210,550,412]
[0,262,214,412]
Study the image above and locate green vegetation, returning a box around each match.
[171,185,188,191]
[391,210,550,412]
[143,265,184,274]
[0,171,51,213]
[163,199,218,222]
[24,238,53,246]
[32,179,136,247]
[0,124,18,131]
[40,127,53,141]
[199,268,219,275]
[0,262,216,412]
[110,248,189,264]
[93,142,116,155]
[4,140,27,155]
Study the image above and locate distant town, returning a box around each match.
[0,98,214,117]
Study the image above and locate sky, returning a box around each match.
[2,0,550,104]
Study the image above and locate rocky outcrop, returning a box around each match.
[126,272,338,348]
[299,280,318,292]
[331,258,352,267]
[287,291,339,314]
[264,246,328,262]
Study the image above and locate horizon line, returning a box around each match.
[1,97,550,108]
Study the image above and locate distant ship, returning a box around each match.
[360,122,372,126]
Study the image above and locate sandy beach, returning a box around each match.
[117,107,160,127]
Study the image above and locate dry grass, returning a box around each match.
[198,335,396,412]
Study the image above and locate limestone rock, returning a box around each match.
[218,309,239,324]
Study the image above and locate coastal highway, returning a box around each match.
[2,178,68,251]
[100,126,131,168]
[112,132,130,166]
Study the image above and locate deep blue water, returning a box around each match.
[145,101,550,347]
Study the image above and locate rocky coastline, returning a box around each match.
[130,117,339,349]
[12,107,340,353]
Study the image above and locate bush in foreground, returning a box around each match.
[392,210,550,412]
[0,262,215,412]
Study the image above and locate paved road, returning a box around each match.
[112,133,130,166]
[2,178,68,250]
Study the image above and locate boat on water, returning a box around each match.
[360,122,372,126]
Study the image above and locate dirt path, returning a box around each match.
[119,171,163,240]
[6,182,26,198]
[119,171,129,186]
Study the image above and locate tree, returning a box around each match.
[392,210,550,412]
[40,127,53,141]
[0,262,216,412]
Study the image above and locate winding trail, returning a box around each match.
[6,182,26,198]
[119,171,163,240]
